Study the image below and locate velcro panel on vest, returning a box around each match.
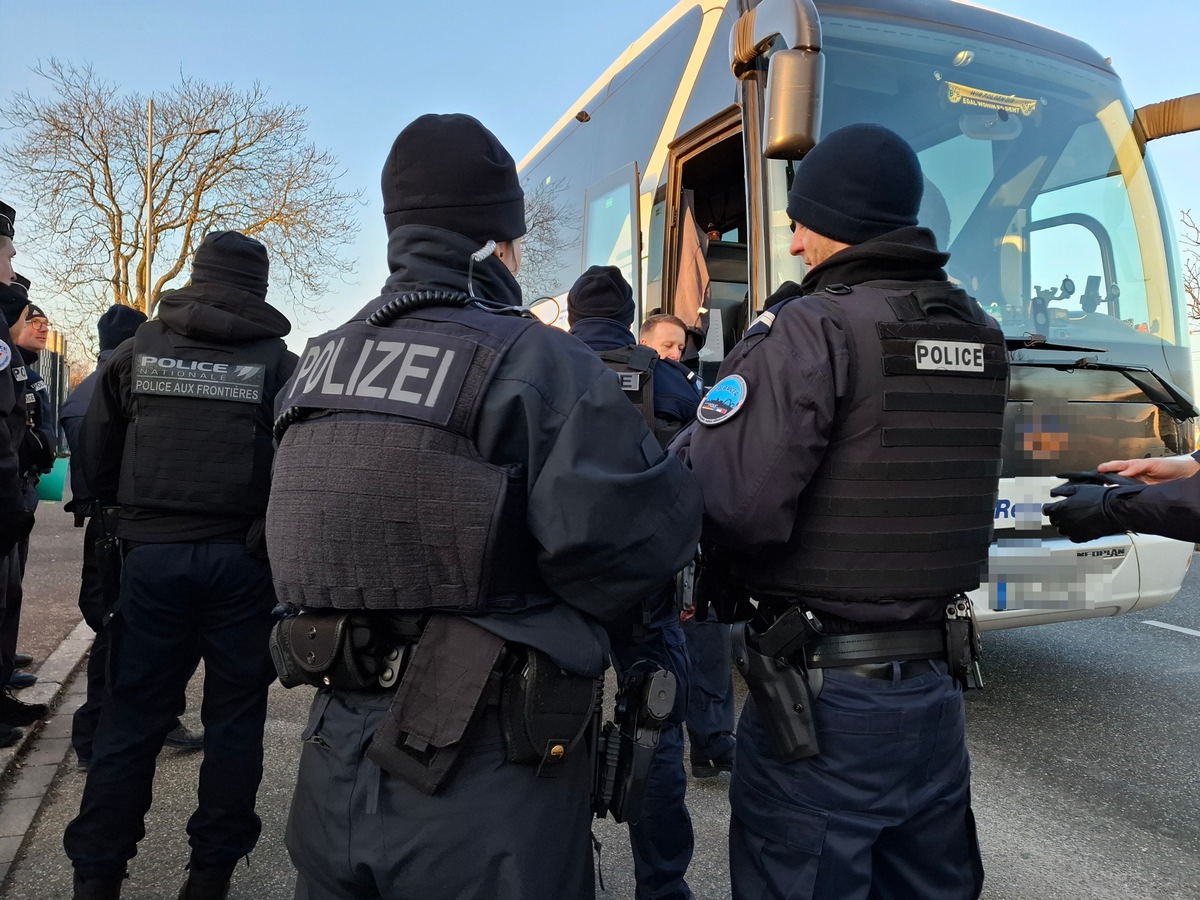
[884,392,1006,414]
[821,458,1002,481]
[801,565,984,591]
[269,419,508,612]
[597,345,657,431]
[881,427,1004,447]
[126,394,267,515]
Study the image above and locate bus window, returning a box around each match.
[582,162,642,312]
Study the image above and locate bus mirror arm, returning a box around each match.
[729,0,825,159]
[1134,92,1200,142]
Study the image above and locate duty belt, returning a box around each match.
[805,629,946,668]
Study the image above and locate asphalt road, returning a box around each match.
[4,560,1200,899]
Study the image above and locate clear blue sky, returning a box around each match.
[4,0,1198,351]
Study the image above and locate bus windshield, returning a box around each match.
[766,14,1187,383]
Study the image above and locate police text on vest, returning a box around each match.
[914,340,985,372]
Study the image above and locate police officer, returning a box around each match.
[675,124,1007,899]
[0,204,43,745]
[2,294,59,691]
[1045,453,1200,542]
[59,304,200,766]
[267,113,702,900]
[566,267,699,900]
[64,232,298,900]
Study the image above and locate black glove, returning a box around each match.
[1054,470,1143,488]
[1043,483,1133,543]
[0,510,36,556]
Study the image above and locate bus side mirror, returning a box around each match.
[763,48,824,159]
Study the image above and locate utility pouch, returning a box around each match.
[367,615,506,795]
[269,613,379,691]
[95,506,124,625]
[499,646,597,768]
[731,621,820,762]
[592,663,676,824]
[945,596,983,691]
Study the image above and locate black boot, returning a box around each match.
[0,689,48,726]
[177,862,234,900]
[72,871,124,900]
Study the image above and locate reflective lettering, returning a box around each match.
[345,339,375,396]
[320,338,346,395]
[290,345,321,398]
[303,340,338,393]
[425,350,455,408]
[356,341,405,398]
[389,344,440,403]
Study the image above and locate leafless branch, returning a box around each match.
[1,60,363,355]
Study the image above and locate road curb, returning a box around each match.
[0,619,93,781]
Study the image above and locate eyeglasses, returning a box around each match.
[24,318,51,331]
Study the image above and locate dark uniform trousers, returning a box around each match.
[69,513,108,761]
[0,481,42,687]
[729,660,983,900]
[63,542,277,877]
[0,545,20,687]
[286,689,596,900]
[610,603,695,900]
[682,609,735,760]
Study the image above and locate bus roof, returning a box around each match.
[518,0,1114,172]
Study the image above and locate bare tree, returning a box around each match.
[518,175,580,302]
[1,60,361,356]
[1183,210,1200,322]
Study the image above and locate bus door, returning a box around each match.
[663,113,748,385]
[582,162,643,320]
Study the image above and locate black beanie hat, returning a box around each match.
[786,124,923,244]
[0,281,28,328]
[381,113,526,245]
[567,265,635,327]
[25,303,46,321]
[190,231,270,298]
[98,304,147,351]
[0,201,13,239]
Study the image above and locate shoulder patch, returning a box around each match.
[0,343,9,372]
[697,374,748,426]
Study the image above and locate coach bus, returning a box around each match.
[517,0,1200,629]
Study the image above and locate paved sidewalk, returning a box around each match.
[0,500,97,885]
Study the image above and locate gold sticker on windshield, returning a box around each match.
[946,81,1039,116]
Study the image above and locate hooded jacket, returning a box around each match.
[676,226,1006,625]
[83,283,297,542]
[268,225,703,675]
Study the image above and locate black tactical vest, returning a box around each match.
[267,303,543,614]
[118,322,283,517]
[596,344,686,450]
[742,281,1007,602]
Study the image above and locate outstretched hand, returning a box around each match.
[1095,455,1199,485]
[1043,483,1123,544]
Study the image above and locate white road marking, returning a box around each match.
[1142,619,1200,638]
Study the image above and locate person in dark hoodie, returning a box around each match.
[64,232,298,900]
[675,124,1007,900]
[566,266,699,900]
[0,206,44,746]
[0,292,60,691]
[267,114,702,900]
[59,303,203,768]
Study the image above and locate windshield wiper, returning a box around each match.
[1006,335,1198,420]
